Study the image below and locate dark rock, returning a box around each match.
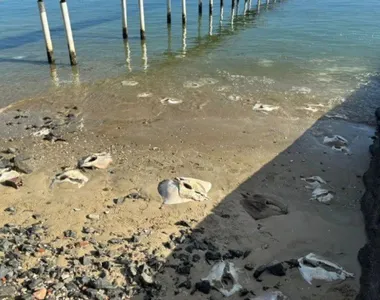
[63,230,77,238]
[163,241,173,249]
[240,288,249,296]
[177,253,190,262]
[185,245,195,253]
[108,238,123,244]
[113,197,126,205]
[205,251,221,262]
[27,278,43,290]
[32,214,41,219]
[204,239,218,252]
[84,288,100,298]
[13,155,33,174]
[244,263,255,271]
[4,207,16,213]
[102,261,111,270]
[178,279,192,289]
[221,214,230,218]
[106,288,125,298]
[126,193,144,200]
[0,158,12,169]
[176,264,192,275]
[77,276,91,285]
[267,262,286,276]
[65,282,80,292]
[174,220,191,227]
[192,254,201,263]
[90,278,113,290]
[222,252,234,260]
[228,249,244,259]
[243,250,252,259]
[285,259,300,268]
[83,227,95,234]
[80,256,92,266]
[194,280,211,294]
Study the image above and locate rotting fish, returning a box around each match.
[51,169,89,188]
[78,152,112,170]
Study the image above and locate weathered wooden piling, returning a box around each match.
[199,0,202,16]
[208,15,213,35]
[38,0,55,64]
[138,0,146,39]
[182,0,187,25]
[121,0,128,39]
[60,0,77,65]
[266,0,269,5]
[257,0,261,11]
[167,0,172,24]
[236,0,240,14]
[244,0,248,14]
[231,0,235,11]
[209,0,213,16]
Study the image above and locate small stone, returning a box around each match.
[228,249,244,258]
[244,263,255,271]
[90,278,113,289]
[102,261,111,270]
[243,250,252,259]
[177,264,192,275]
[113,197,126,205]
[0,286,17,298]
[108,238,123,244]
[28,279,43,290]
[185,245,195,253]
[205,251,221,261]
[80,256,92,266]
[32,214,41,219]
[13,156,33,174]
[178,279,192,289]
[163,241,173,249]
[126,192,144,200]
[63,230,77,238]
[194,280,211,294]
[174,220,191,227]
[87,214,100,220]
[177,253,190,262]
[33,288,47,300]
[240,288,249,297]
[192,254,201,263]
[267,262,286,276]
[77,276,91,285]
[5,147,16,154]
[4,207,16,213]
[82,227,95,234]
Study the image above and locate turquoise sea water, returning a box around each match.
[0,0,380,110]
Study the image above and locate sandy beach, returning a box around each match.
[0,70,376,299]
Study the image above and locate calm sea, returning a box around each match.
[1,0,380,114]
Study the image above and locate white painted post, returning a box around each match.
[199,0,202,16]
[266,0,269,5]
[209,0,213,16]
[208,15,213,35]
[257,0,261,11]
[121,0,128,39]
[220,0,224,22]
[38,0,55,64]
[244,0,248,14]
[60,0,77,65]
[182,0,187,25]
[167,0,172,24]
[138,0,146,40]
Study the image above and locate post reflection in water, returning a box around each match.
[167,24,172,54]
[71,65,80,86]
[49,64,59,87]
[123,40,132,72]
[208,15,213,36]
[141,40,148,70]
[182,24,187,56]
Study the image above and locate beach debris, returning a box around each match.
[302,176,334,204]
[160,97,183,105]
[43,132,66,143]
[138,92,153,98]
[297,103,325,113]
[249,291,289,300]
[253,103,279,112]
[158,177,212,205]
[51,169,89,188]
[0,168,22,189]
[78,152,112,169]
[240,192,288,220]
[298,253,354,284]
[228,95,242,101]
[87,214,100,220]
[32,128,50,137]
[311,187,334,204]
[202,261,242,297]
[323,135,350,153]
[121,80,139,86]
[184,81,202,89]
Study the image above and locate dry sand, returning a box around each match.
[0,74,374,299]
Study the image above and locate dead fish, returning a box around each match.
[78,152,112,169]
[51,169,88,188]
[302,176,326,190]
[202,261,242,297]
[298,253,354,284]
[158,177,212,205]
[0,168,22,189]
[240,192,288,220]
[121,80,139,86]
[253,103,279,112]
[160,97,183,105]
[323,135,350,153]
[311,187,334,204]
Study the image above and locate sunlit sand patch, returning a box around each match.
[252,102,279,112]
[160,97,183,105]
[291,86,311,94]
[257,59,274,67]
[121,80,139,86]
[228,95,242,101]
[138,92,153,98]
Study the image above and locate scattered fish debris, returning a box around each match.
[240,192,288,220]
[78,152,112,169]
[121,80,139,86]
[298,253,354,284]
[254,260,287,280]
[160,97,183,105]
[51,169,89,188]
[249,291,289,300]
[302,176,334,204]
[158,177,212,205]
[138,92,153,98]
[32,128,50,137]
[0,168,22,189]
[253,103,279,112]
[202,261,242,297]
[323,135,350,153]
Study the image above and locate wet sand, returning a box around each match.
[0,74,375,299]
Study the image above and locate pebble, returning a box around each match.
[205,251,221,261]
[80,256,92,266]
[63,230,77,238]
[13,156,33,174]
[113,197,126,205]
[83,227,95,234]
[4,207,16,213]
[0,286,17,298]
[194,280,211,294]
[244,263,255,271]
[5,147,17,154]
[192,254,201,263]
[87,214,100,220]
[33,288,47,300]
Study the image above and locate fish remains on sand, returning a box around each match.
[78,152,112,169]
[158,177,212,205]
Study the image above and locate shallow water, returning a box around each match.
[0,0,379,116]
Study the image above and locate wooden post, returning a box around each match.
[257,0,261,11]
[199,0,202,16]
[121,0,128,39]
[236,0,239,14]
[209,0,213,16]
[38,0,55,64]
[167,24,172,53]
[198,15,202,40]
[231,0,235,12]
[208,15,213,35]
[266,0,269,5]
[244,0,248,14]
[182,0,187,25]
[220,0,224,22]
[138,0,146,40]
[167,0,171,24]
[60,0,77,65]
